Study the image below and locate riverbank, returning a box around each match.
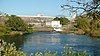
[33,26,53,32]
[0,30,33,37]
[90,30,100,37]
[60,28,100,37]
[0,27,99,38]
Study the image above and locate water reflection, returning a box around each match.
[1,32,100,56]
[0,35,27,49]
[50,37,60,45]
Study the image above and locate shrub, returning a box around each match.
[33,46,89,56]
[0,40,26,56]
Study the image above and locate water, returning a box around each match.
[1,32,100,56]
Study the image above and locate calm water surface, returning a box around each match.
[1,32,100,56]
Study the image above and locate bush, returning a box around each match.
[62,46,89,56]
[0,40,26,56]
[26,28,33,33]
[5,15,28,32]
[33,46,89,56]
[34,51,57,56]
[90,30,100,37]
[0,24,11,36]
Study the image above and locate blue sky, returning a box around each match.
[0,0,67,16]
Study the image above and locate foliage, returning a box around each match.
[61,0,100,37]
[34,51,57,56]
[76,17,90,33]
[53,17,69,25]
[90,30,100,37]
[61,0,100,16]
[25,28,33,33]
[76,11,100,36]
[5,15,28,32]
[0,40,26,56]
[0,24,11,36]
[62,46,89,56]
[33,46,89,56]
[0,14,33,36]
[89,11,100,30]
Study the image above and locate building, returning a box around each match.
[51,21,62,31]
[19,14,63,31]
[18,14,55,27]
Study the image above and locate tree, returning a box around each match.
[6,15,28,31]
[61,0,100,36]
[76,16,90,33]
[53,17,69,25]
[89,11,100,30]
[76,11,100,36]
[53,17,59,21]
[61,0,100,15]
[0,23,11,36]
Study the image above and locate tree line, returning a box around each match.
[0,14,33,36]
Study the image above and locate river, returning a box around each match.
[1,32,100,56]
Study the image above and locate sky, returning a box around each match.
[0,0,68,16]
